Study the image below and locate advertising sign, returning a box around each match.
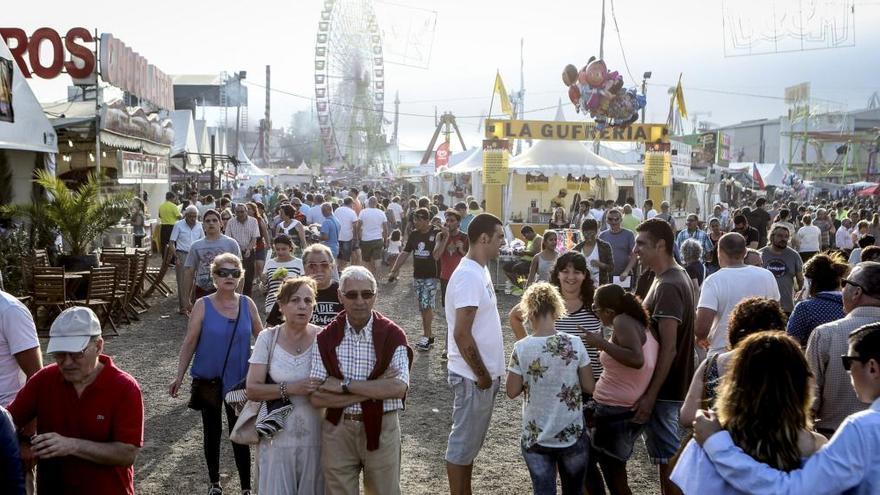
[644,151,671,187]
[435,141,449,169]
[486,119,669,143]
[0,27,95,80]
[525,173,549,191]
[482,138,509,186]
[566,174,590,190]
[118,151,169,181]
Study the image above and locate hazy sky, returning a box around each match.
[10,0,880,153]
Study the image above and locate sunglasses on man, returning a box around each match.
[841,354,871,371]
[341,290,375,300]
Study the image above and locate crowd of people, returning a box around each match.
[0,180,879,495]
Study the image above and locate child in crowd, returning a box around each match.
[385,229,402,266]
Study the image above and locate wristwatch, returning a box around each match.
[341,377,351,394]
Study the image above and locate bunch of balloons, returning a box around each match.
[562,58,646,129]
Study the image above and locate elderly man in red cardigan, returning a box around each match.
[310,265,414,495]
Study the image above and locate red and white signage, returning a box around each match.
[435,141,450,169]
[0,28,173,110]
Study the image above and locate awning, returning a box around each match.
[0,38,58,153]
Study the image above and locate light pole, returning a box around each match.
[234,70,247,164]
[641,71,652,124]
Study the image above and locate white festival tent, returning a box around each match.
[728,162,793,189]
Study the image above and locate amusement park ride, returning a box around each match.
[314,0,394,176]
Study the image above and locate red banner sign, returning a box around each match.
[0,27,96,79]
[435,141,450,169]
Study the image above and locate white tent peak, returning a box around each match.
[554,98,566,122]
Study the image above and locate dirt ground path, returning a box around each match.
[93,263,659,494]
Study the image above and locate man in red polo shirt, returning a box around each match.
[8,307,144,495]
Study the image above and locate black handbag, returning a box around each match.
[188,298,243,411]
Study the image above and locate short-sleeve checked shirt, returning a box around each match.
[675,228,714,259]
[224,216,260,251]
[310,315,410,414]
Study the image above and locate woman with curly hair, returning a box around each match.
[786,253,848,347]
[672,332,827,493]
[506,282,595,495]
[681,296,788,427]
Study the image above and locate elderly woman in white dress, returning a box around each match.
[246,277,324,494]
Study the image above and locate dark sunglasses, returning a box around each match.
[842,279,871,294]
[214,268,242,278]
[342,290,375,300]
[841,354,870,371]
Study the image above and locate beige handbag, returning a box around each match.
[230,328,279,445]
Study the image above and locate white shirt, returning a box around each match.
[698,265,780,354]
[646,209,658,219]
[388,202,404,223]
[796,225,821,252]
[590,209,605,222]
[359,208,387,242]
[582,243,601,286]
[334,206,359,242]
[836,226,854,250]
[306,206,325,226]
[0,291,39,406]
[446,258,505,380]
[632,207,645,221]
[252,192,263,203]
[698,398,880,495]
[170,219,205,252]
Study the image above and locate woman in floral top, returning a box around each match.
[507,282,595,495]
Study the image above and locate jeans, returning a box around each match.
[241,252,255,297]
[201,401,251,490]
[521,431,588,495]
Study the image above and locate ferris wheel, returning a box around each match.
[314,0,390,174]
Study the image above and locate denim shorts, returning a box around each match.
[522,431,588,495]
[414,278,439,311]
[643,399,684,464]
[589,402,644,462]
[337,240,353,261]
[445,371,500,465]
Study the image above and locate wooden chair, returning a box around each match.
[31,267,67,333]
[130,250,150,313]
[102,256,135,324]
[70,266,118,336]
[101,247,127,257]
[33,249,49,266]
[144,245,174,298]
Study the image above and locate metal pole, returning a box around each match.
[641,77,647,123]
[210,135,216,191]
[94,31,102,183]
[235,77,241,162]
[599,0,606,60]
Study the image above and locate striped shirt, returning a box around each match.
[261,258,304,313]
[555,305,604,380]
[309,315,410,414]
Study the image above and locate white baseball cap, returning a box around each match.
[46,307,102,354]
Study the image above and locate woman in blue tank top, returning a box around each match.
[169,252,262,495]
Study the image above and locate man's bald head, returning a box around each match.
[718,232,747,264]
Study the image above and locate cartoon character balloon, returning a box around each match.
[561,57,646,130]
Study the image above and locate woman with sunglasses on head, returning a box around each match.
[582,284,658,495]
[169,253,263,495]
[246,276,325,494]
[301,244,343,327]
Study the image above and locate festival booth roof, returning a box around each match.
[858,184,879,197]
[728,162,792,188]
[0,38,58,153]
[170,110,200,170]
[438,146,482,175]
[508,139,639,179]
[288,161,314,175]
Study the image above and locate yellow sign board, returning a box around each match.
[644,152,671,187]
[482,139,510,186]
[525,173,549,191]
[485,119,669,143]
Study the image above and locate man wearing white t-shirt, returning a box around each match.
[388,196,404,229]
[445,213,506,495]
[644,199,658,220]
[695,233,780,355]
[335,197,360,270]
[358,196,389,277]
[628,196,645,221]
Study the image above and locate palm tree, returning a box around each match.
[2,170,132,256]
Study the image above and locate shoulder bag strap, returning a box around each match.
[218,296,244,380]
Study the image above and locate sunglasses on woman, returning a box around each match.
[342,290,375,300]
[214,268,242,278]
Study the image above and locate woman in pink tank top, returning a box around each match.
[580,284,659,495]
